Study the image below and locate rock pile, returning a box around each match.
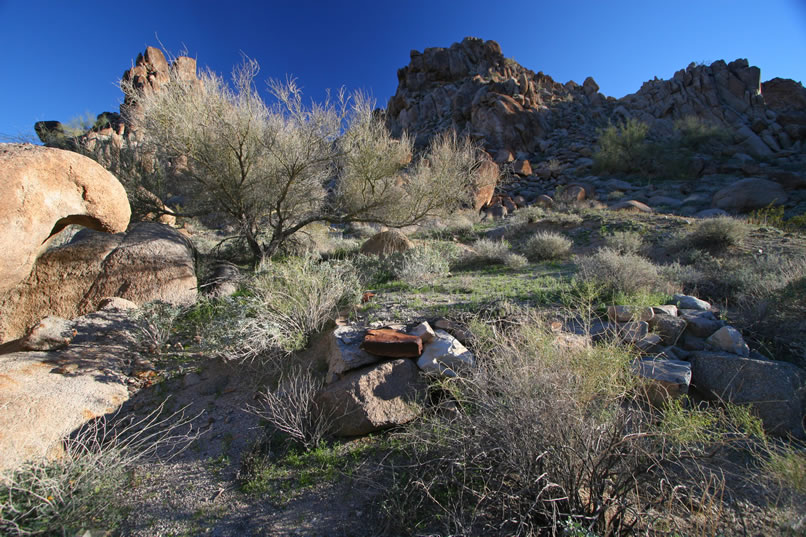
[385,38,806,219]
[598,294,806,438]
[319,321,475,436]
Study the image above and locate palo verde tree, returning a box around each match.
[123,56,484,262]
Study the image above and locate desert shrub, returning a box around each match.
[204,256,360,364]
[461,238,516,267]
[378,309,768,536]
[674,115,730,150]
[575,247,663,298]
[503,252,528,269]
[593,118,651,175]
[248,365,334,450]
[603,230,644,254]
[127,55,484,262]
[353,244,454,287]
[0,403,197,536]
[672,216,748,253]
[132,300,184,353]
[524,231,572,261]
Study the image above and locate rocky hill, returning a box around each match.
[385,37,805,160]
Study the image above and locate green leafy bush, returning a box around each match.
[593,118,651,175]
[353,244,454,287]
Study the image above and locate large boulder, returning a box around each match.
[359,230,414,256]
[0,222,197,343]
[316,359,426,436]
[689,351,806,438]
[0,144,131,295]
[712,178,788,213]
[0,308,136,474]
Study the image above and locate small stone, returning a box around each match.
[607,305,654,323]
[706,326,750,357]
[417,330,475,377]
[652,305,678,317]
[410,321,436,344]
[634,358,692,406]
[649,314,688,346]
[617,321,649,344]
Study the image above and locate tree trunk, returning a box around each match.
[244,226,265,266]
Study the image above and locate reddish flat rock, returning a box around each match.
[361,328,423,358]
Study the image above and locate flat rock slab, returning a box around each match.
[0,309,137,475]
[327,326,379,378]
[634,358,692,406]
[361,328,423,358]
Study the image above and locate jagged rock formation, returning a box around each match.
[621,59,793,156]
[386,37,602,152]
[35,47,199,152]
[385,37,806,158]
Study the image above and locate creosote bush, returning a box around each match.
[673,215,749,253]
[203,256,360,365]
[603,230,644,255]
[377,308,771,536]
[524,231,572,261]
[353,243,454,287]
[463,238,524,268]
[575,247,664,298]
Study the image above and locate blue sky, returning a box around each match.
[1,0,804,141]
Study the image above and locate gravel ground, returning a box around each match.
[115,357,381,537]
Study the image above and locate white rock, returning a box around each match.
[417,330,475,377]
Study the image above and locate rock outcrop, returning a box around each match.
[0,144,131,295]
[0,222,197,343]
[0,308,137,474]
[386,37,805,159]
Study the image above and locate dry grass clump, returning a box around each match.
[353,244,454,287]
[203,256,360,365]
[462,239,526,268]
[603,230,644,255]
[524,231,572,261]
[674,216,749,253]
[376,308,775,536]
[0,403,198,536]
[575,247,663,297]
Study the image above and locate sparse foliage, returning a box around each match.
[125,56,483,262]
[524,231,572,261]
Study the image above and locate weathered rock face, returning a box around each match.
[762,77,806,143]
[0,308,136,474]
[689,351,805,438]
[0,144,131,296]
[0,222,196,343]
